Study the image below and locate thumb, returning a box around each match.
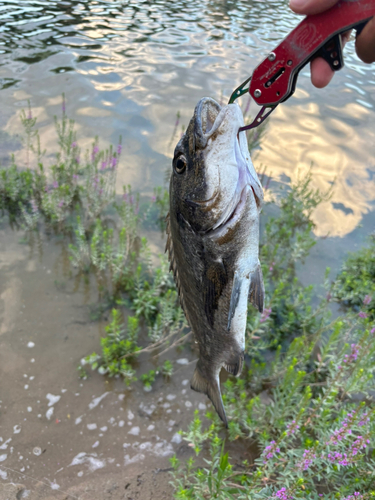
[289,0,339,16]
[356,17,375,63]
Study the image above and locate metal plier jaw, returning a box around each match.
[229,0,375,132]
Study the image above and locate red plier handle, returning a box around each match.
[229,0,375,131]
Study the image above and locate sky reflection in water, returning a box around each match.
[0,0,374,237]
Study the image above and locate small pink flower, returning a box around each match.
[363,295,372,305]
[371,327,375,334]
[53,181,59,189]
[358,311,367,319]
[71,141,77,148]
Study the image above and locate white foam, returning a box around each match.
[92,441,99,448]
[27,342,35,348]
[88,392,109,410]
[166,394,176,401]
[198,403,207,410]
[171,433,182,444]
[0,468,8,479]
[147,424,155,431]
[69,452,105,472]
[176,358,189,365]
[182,379,189,386]
[128,410,134,420]
[185,401,192,408]
[128,427,140,436]
[46,394,61,407]
[46,408,54,420]
[75,416,83,425]
[118,421,124,428]
[87,423,97,431]
[13,425,21,434]
[0,454,7,462]
[27,407,32,413]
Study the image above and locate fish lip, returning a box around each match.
[195,97,223,148]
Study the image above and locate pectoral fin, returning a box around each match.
[249,263,264,313]
[227,271,242,331]
[191,361,228,428]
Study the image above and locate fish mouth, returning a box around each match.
[195,98,228,148]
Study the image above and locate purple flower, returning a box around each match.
[101,161,107,170]
[343,344,360,365]
[298,449,316,470]
[286,420,300,436]
[73,174,79,181]
[75,156,80,164]
[117,144,122,155]
[262,440,280,463]
[260,307,272,323]
[58,200,64,208]
[28,110,32,120]
[123,192,128,202]
[71,142,77,148]
[111,157,117,168]
[363,295,372,305]
[371,327,375,334]
[93,146,99,154]
[151,195,156,203]
[358,311,367,319]
[273,487,293,500]
[53,181,59,189]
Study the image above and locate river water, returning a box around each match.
[0,1,375,498]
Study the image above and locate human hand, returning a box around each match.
[289,0,375,88]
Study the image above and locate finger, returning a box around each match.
[310,57,335,88]
[289,0,339,16]
[356,16,375,64]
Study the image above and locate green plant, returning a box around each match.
[140,369,156,391]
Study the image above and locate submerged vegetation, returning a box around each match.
[1,101,375,499]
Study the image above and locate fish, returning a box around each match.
[166,97,264,427]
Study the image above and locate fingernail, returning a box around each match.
[289,0,309,9]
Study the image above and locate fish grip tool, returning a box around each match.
[229,0,375,132]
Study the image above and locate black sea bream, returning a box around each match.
[166,97,264,426]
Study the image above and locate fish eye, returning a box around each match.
[174,155,187,174]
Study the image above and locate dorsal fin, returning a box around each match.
[165,213,191,325]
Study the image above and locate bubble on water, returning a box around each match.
[100,426,108,432]
[143,385,152,392]
[75,416,83,425]
[147,424,155,431]
[0,454,7,462]
[139,402,156,416]
[46,408,54,420]
[61,389,67,393]
[88,392,109,410]
[30,359,35,363]
[13,425,21,434]
[69,452,106,472]
[24,385,29,390]
[27,407,32,413]
[176,358,189,365]
[50,481,60,490]
[0,468,7,479]
[33,447,42,456]
[92,441,99,448]
[77,471,83,477]
[118,421,124,428]
[168,420,175,427]
[166,409,172,413]
[181,389,186,395]
[128,410,134,420]
[27,342,35,348]
[198,402,207,410]
[128,427,140,436]
[118,394,125,401]
[23,374,28,378]
[29,376,34,381]
[171,433,182,444]
[166,394,176,401]
[46,394,61,407]
[162,403,170,409]
[182,379,189,386]
[87,423,97,431]
[185,401,192,408]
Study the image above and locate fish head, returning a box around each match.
[170,97,263,234]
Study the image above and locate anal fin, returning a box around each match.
[191,361,228,428]
[249,263,264,313]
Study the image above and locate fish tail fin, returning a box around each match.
[224,351,244,377]
[191,361,228,428]
[249,262,264,313]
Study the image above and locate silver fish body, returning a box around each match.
[166,97,264,426]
